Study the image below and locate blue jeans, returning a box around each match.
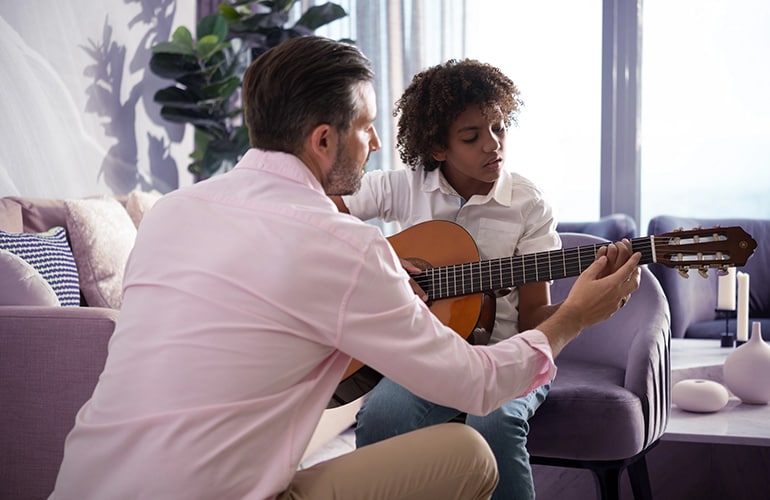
[356,378,550,500]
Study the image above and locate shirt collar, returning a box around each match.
[421,168,513,207]
[235,148,325,194]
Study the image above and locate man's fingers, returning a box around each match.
[400,258,422,275]
[616,253,642,285]
[410,279,428,302]
[582,255,609,279]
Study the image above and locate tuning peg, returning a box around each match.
[678,267,690,279]
[698,267,709,279]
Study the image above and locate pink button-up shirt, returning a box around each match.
[51,149,556,500]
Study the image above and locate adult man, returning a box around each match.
[51,36,640,500]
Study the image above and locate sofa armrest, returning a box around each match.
[0,306,118,500]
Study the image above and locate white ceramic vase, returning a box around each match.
[723,322,770,404]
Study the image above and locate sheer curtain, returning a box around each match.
[316,0,466,177]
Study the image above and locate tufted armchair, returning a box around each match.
[527,232,671,500]
[556,213,637,241]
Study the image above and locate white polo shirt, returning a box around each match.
[343,167,561,343]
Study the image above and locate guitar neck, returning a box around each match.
[412,236,656,301]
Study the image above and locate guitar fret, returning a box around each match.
[578,247,584,273]
[489,259,495,290]
[452,266,457,295]
[548,251,552,280]
[562,249,566,278]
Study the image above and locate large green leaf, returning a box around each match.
[296,3,347,31]
[153,87,199,108]
[202,75,242,101]
[151,26,195,55]
[274,0,299,13]
[149,52,199,79]
[196,35,231,61]
[198,13,229,40]
[172,26,195,48]
[161,109,231,139]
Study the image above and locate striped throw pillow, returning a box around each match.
[0,226,81,306]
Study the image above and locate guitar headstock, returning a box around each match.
[653,226,757,278]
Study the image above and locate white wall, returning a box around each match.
[0,0,196,199]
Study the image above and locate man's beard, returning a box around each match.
[323,140,366,196]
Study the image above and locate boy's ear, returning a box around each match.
[432,149,447,162]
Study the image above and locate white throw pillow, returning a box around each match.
[126,190,163,228]
[65,197,137,309]
[0,248,61,306]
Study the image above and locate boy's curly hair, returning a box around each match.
[394,59,523,171]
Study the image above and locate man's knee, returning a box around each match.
[435,423,499,494]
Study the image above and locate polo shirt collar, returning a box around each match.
[421,168,513,207]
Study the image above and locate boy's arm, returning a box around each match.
[518,282,560,331]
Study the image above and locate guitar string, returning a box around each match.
[411,239,659,298]
[411,234,735,299]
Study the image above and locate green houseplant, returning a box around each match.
[149,0,347,180]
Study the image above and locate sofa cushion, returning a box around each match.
[65,197,137,309]
[5,197,69,233]
[0,249,61,306]
[125,190,162,228]
[0,227,80,306]
[0,198,23,232]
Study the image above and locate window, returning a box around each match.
[308,0,770,230]
[640,0,770,230]
[465,1,603,222]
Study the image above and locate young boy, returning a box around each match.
[332,58,562,500]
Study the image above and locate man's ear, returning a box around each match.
[307,123,336,167]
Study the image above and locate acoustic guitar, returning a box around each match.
[331,220,757,406]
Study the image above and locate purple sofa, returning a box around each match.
[0,197,120,500]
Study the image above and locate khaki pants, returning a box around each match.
[280,423,498,500]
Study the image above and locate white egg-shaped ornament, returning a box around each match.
[672,379,729,413]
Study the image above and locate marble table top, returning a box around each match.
[665,338,770,446]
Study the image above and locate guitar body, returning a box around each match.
[389,220,486,338]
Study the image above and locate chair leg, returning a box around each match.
[590,465,622,500]
[627,456,653,500]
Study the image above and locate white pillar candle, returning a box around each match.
[717,267,737,310]
[736,271,750,342]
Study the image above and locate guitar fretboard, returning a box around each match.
[412,236,656,301]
